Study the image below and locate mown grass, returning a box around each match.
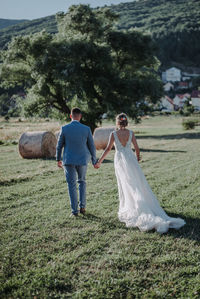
[0,115,200,298]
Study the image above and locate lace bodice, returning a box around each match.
[113,130,132,152]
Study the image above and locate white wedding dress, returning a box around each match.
[113,130,186,234]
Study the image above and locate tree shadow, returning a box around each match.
[41,157,56,161]
[140,148,187,153]
[136,132,200,140]
[102,159,113,163]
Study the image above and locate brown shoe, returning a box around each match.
[80,208,86,215]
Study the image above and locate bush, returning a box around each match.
[4,115,10,121]
[182,118,198,130]
[0,93,10,116]
[180,105,194,117]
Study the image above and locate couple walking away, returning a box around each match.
[56,107,185,234]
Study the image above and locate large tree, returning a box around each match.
[0,5,163,131]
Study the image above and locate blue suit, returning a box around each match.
[56,121,97,214]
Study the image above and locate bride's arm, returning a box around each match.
[131,131,141,161]
[96,132,115,167]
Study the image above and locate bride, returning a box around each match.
[95,113,185,234]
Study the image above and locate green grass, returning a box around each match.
[0,115,200,298]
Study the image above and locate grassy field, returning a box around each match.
[0,115,200,298]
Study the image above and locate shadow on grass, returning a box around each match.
[0,170,56,187]
[82,213,200,241]
[81,212,125,230]
[137,132,200,140]
[102,159,113,164]
[140,148,187,153]
[41,157,56,161]
[167,213,200,242]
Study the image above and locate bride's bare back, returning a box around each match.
[116,129,130,147]
[97,128,141,166]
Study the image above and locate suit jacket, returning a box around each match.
[56,121,97,165]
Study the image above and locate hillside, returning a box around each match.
[114,0,200,68]
[0,15,57,49]
[0,0,200,68]
[0,18,27,30]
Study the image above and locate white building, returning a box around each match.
[182,72,200,79]
[162,72,167,83]
[166,67,181,82]
[191,90,200,110]
[178,82,189,89]
[173,94,190,109]
[160,96,174,111]
[164,82,174,92]
[182,76,191,81]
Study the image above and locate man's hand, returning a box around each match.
[94,162,101,169]
[57,161,63,168]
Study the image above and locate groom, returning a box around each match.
[56,107,97,216]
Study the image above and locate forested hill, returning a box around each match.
[0,15,57,49]
[114,0,200,68]
[0,0,200,68]
[0,19,27,30]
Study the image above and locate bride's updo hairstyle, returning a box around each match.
[116,113,128,128]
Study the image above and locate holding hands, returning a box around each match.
[94,161,101,169]
[57,161,63,168]
[93,133,114,170]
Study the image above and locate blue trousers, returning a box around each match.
[63,165,87,215]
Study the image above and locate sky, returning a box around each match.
[0,0,135,20]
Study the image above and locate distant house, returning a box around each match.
[162,67,181,83]
[162,72,167,83]
[173,94,190,109]
[160,96,174,111]
[177,81,189,89]
[191,90,200,110]
[191,90,200,98]
[182,72,200,79]
[182,76,191,81]
[164,82,174,92]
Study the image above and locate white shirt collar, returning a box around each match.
[71,120,79,122]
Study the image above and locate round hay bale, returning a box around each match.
[55,130,61,140]
[93,127,115,150]
[19,131,57,159]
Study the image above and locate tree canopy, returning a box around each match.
[0,5,162,130]
[0,0,199,69]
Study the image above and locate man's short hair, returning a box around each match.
[71,107,82,116]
